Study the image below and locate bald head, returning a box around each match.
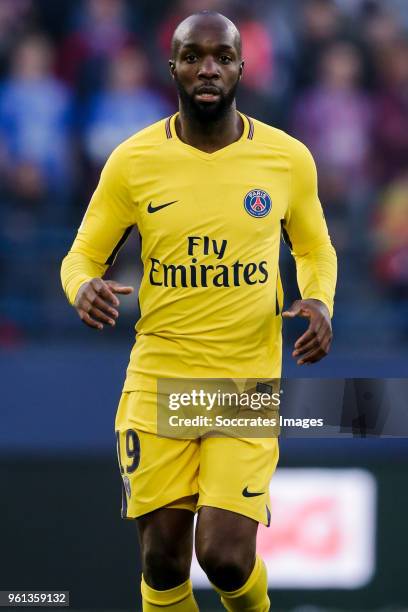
[171,11,242,60]
[169,10,243,124]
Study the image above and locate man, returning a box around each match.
[61,11,337,612]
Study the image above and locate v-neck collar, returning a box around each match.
[166,111,254,160]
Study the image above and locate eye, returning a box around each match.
[185,53,197,63]
[220,55,232,64]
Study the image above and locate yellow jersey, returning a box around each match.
[61,112,337,392]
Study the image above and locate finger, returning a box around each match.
[106,281,134,295]
[282,309,304,318]
[92,280,120,306]
[112,285,134,295]
[89,306,116,326]
[282,300,302,318]
[78,309,103,330]
[296,337,332,358]
[297,346,327,365]
[282,307,311,319]
[297,335,332,364]
[293,325,330,356]
[91,295,119,318]
[294,317,328,349]
[77,298,111,326]
[294,325,319,350]
[297,331,333,364]
[322,336,333,355]
[282,306,312,319]
[282,309,299,318]
[293,336,320,357]
[79,289,118,319]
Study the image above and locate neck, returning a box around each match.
[176,102,243,153]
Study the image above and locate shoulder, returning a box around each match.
[102,115,174,173]
[248,115,315,166]
[115,116,173,154]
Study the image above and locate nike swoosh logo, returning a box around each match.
[147,200,178,213]
[242,487,264,498]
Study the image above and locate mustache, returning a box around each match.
[194,85,222,95]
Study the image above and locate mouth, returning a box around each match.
[194,87,221,103]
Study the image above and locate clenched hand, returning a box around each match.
[282,299,332,365]
[74,278,134,330]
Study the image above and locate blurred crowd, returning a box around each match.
[0,0,407,346]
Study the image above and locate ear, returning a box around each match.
[169,59,176,79]
[239,60,244,79]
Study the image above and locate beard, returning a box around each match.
[175,76,240,123]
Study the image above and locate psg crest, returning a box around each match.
[244,189,272,218]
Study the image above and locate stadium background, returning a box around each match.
[0,0,407,609]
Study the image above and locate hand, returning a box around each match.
[74,278,134,330]
[282,299,332,365]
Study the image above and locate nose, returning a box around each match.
[198,56,219,80]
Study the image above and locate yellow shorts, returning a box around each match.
[115,391,279,526]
